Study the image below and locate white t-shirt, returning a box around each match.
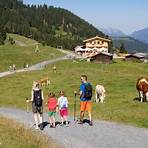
[58,96,68,109]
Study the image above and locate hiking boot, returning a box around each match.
[78,120,83,124]
[35,126,39,130]
[89,121,93,126]
[38,123,44,130]
[65,123,69,127]
[65,121,69,127]
[50,125,55,128]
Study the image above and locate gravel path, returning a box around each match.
[0,56,68,78]
[0,49,82,78]
[0,107,148,148]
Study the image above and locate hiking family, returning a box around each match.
[26,74,93,130]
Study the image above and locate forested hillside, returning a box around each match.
[0,0,107,49]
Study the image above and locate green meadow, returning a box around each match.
[0,60,148,128]
[0,44,64,72]
[0,34,65,72]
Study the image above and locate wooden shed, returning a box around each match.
[89,52,113,64]
[125,53,144,62]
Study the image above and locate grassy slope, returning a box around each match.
[0,34,65,72]
[0,32,64,146]
[7,33,38,46]
[0,116,60,148]
[0,60,148,128]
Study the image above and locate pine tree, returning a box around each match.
[119,43,127,53]
[0,0,107,49]
[0,26,7,45]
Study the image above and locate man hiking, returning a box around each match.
[78,75,93,126]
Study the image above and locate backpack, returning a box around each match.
[60,99,68,108]
[58,96,68,109]
[84,83,92,98]
[33,89,42,107]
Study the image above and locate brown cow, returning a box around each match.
[38,76,50,86]
[136,77,148,102]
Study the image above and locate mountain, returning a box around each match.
[0,0,107,49]
[99,28,126,37]
[112,36,148,53]
[130,27,148,44]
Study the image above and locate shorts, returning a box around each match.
[80,101,92,112]
[32,102,43,114]
[48,111,56,117]
[60,108,68,117]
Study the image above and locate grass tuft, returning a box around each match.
[0,116,61,148]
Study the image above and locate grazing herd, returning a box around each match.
[95,76,148,103]
[37,76,148,103]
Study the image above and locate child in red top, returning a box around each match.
[47,92,57,128]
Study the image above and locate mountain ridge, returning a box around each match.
[99,28,126,37]
[130,27,148,44]
[112,36,148,53]
[0,0,107,49]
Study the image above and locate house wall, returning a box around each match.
[85,39,109,49]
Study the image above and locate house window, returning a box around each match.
[92,41,95,45]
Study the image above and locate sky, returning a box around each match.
[23,0,148,34]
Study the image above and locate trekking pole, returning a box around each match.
[26,97,29,113]
[74,91,77,121]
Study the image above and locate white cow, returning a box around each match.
[95,85,106,103]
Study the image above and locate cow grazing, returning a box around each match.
[52,65,57,73]
[38,76,50,86]
[136,77,148,102]
[95,85,106,103]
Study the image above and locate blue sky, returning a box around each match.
[23,0,148,34]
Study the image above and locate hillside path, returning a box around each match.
[0,107,148,148]
[0,49,82,78]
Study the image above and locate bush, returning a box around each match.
[8,37,15,45]
[0,29,7,45]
